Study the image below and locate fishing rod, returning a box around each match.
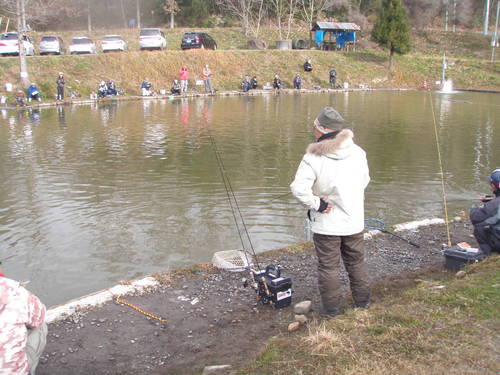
[207,132,293,309]
[364,218,420,248]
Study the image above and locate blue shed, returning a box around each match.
[310,22,361,51]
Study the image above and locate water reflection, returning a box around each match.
[0,91,498,306]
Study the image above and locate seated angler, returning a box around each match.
[106,79,118,96]
[251,76,258,90]
[141,79,152,96]
[98,81,108,98]
[0,266,48,375]
[171,79,181,95]
[27,83,41,102]
[15,90,26,106]
[241,75,251,92]
[303,59,312,72]
[470,169,500,256]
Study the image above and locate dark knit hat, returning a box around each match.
[489,168,500,186]
[314,107,344,131]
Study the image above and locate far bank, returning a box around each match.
[0,48,498,101]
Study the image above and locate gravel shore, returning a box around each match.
[37,221,475,375]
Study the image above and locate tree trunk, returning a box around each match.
[170,12,174,28]
[87,0,92,32]
[17,0,29,88]
[484,0,491,35]
[389,48,394,71]
[136,0,141,29]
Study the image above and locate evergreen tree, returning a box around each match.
[371,0,411,71]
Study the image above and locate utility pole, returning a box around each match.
[20,0,26,31]
[484,0,491,35]
[16,0,29,88]
[492,0,499,61]
[136,0,141,29]
[87,0,92,32]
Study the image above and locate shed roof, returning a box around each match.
[311,22,361,31]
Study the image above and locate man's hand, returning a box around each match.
[480,195,494,202]
[318,196,333,214]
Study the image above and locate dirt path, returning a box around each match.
[36,222,475,375]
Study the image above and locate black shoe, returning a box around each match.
[354,300,370,309]
[319,304,343,317]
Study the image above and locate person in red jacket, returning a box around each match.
[0,267,47,375]
[179,65,189,93]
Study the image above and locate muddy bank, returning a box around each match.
[37,221,475,375]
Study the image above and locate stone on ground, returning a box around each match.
[288,322,300,332]
[294,314,308,324]
[202,364,232,375]
[455,270,467,278]
[294,300,312,314]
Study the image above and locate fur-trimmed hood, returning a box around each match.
[306,129,354,159]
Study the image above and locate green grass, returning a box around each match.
[238,256,500,375]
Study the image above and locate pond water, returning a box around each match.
[0,91,498,306]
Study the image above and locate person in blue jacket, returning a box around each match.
[470,169,500,256]
[27,83,41,102]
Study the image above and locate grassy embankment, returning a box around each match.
[239,256,500,375]
[0,27,498,100]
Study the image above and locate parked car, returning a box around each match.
[101,35,127,52]
[69,37,96,54]
[181,32,217,50]
[39,35,65,55]
[0,32,35,56]
[139,28,167,51]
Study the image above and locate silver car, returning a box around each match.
[101,35,127,52]
[39,35,65,55]
[139,28,167,51]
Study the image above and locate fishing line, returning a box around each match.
[207,132,261,270]
[428,91,452,247]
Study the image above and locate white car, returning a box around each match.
[69,37,96,54]
[39,35,65,55]
[101,35,127,52]
[0,32,35,56]
[139,28,167,50]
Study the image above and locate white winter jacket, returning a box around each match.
[290,129,370,236]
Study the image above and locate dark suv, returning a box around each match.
[181,32,217,50]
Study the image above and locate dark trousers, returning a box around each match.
[57,86,64,100]
[330,77,336,88]
[313,232,370,311]
[474,225,500,256]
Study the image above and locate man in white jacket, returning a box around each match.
[290,107,370,316]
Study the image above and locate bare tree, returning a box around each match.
[163,0,179,28]
[215,0,254,35]
[300,0,330,28]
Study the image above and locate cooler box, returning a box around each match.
[443,243,484,271]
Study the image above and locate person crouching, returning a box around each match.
[470,169,500,256]
[28,83,41,102]
[0,267,47,375]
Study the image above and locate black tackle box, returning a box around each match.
[443,243,485,271]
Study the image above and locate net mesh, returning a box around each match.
[212,250,252,272]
